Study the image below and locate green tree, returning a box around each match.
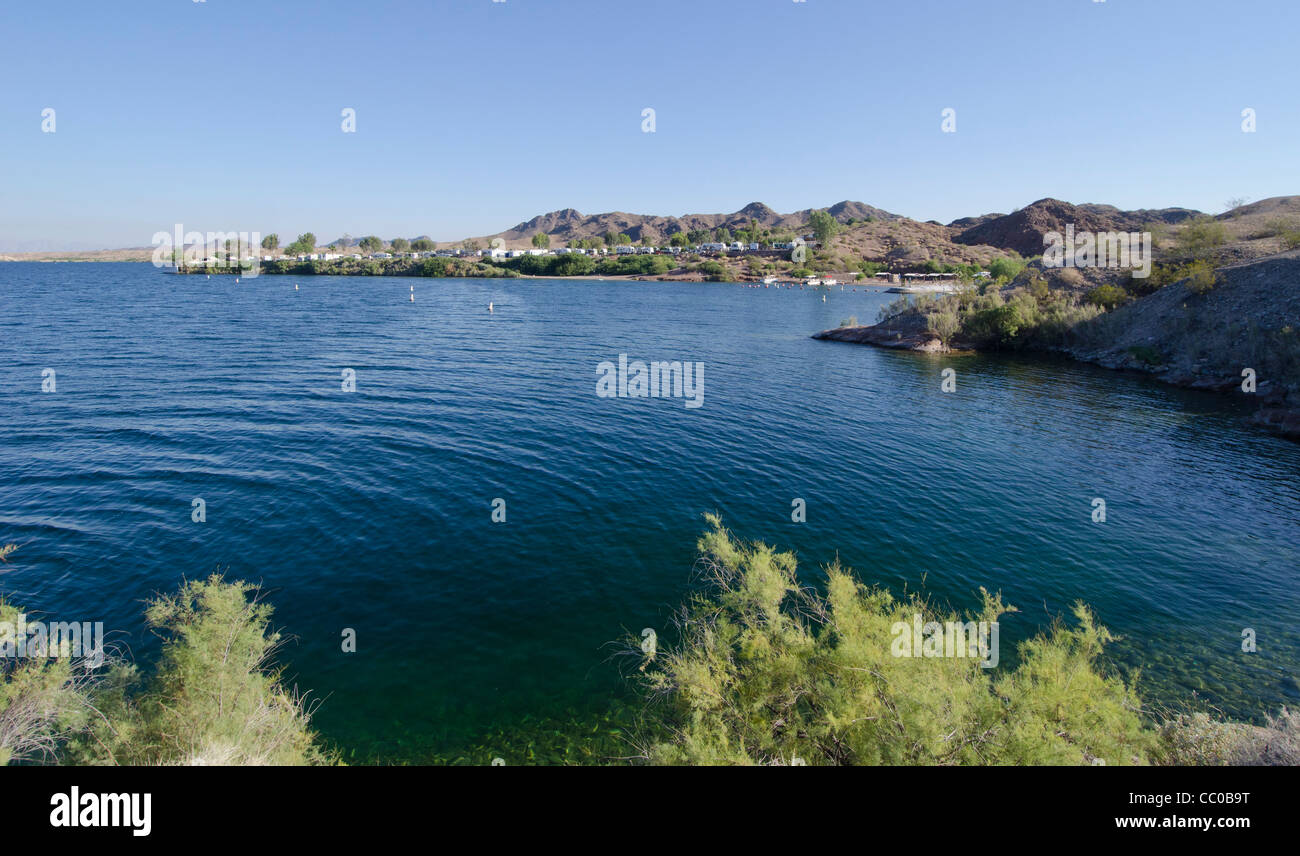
[390,237,410,253]
[357,236,382,253]
[411,238,435,252]
[287,233,316,254]
[261,234,279,251]
[808,209,840,245]
[531,232,550,249]
[987,255,1025,283]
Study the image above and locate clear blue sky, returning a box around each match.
[2,0,1296,251]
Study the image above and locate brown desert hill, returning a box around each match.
[954,198,1203,256]
[1076,203,1201,226]
[828,218,1005,269]
[823,200,902,223]
[1219,195,1300,220]
[477,200,903,248]
[947,213,1005,231]
[1210,195,1300,243]
[503,208,586,237]
[1002,195,1300,296]
[1143,195,1300,269]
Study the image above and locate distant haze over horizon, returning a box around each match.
[2,0,1296,250]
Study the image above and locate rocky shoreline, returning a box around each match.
[812,311,949,352]
[814,251,1300,440]
[816,321,1299,440]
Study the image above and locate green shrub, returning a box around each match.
[0,605,99,765]
[109,577,328,765]
[964,302,1024,347]
[877,295,912,322]
[1176,215,1228,256]
[926,309,960,343]
[593,255,671,277]
[875,288,1102,350]
[1184,259,1217,295]
[1087,284,1130,310]
[500,253,597,277]
[417,257,451,277]
[1027,275,1051,301]
[636,516,1154,765]
[1,573,333,767]
[1128,259,1217,297]
[1126,345,1163,367]
[1054,268,1085,289]
[988,255,1026,282]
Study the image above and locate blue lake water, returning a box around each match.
[1,262,1297,760]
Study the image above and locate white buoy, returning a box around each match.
[294,283,298,291]
[488,301,494,313]
[822,293,826,302]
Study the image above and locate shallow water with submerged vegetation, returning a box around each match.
[1,262,1297,762]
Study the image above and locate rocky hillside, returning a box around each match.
[476,200,902,248]
[827,218,1004,269]
[815,247,1300,439]
[1068,250,1300,435]
[952,198,1202,256]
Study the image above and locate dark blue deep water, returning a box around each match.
[1,263,1297,760]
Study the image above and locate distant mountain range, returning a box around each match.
[464,197,1235,254]
[463,200,903,248]
[245,196,1300,256]
[9,196,1300,262]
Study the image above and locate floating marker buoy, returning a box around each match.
[488,301,494,313]
[294,283,298,291]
